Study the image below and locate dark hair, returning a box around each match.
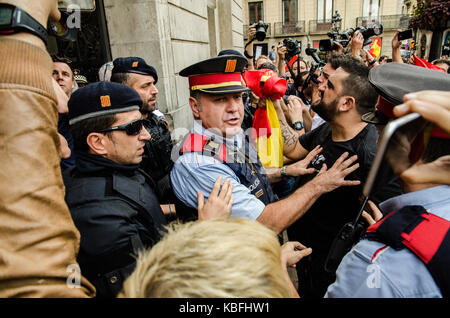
[333,55,379,116]
[52,54,74,78]
[110,72,132,85]
[379,55,388,62]
[51,54,72,66]
[257,62,278,72]
[70,114,117,152]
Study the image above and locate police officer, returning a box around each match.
[110,57,174,206]
[170,54,361,232]
[326,62,450,298]
[63,82,167,298]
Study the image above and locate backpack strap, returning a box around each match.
[366,205,450,297]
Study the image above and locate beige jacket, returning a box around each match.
[0,38,95,297]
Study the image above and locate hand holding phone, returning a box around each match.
[397,29,413,41]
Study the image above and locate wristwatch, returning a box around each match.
[292,120,304,131]
[368,59,377,66]
[0,3,48,45]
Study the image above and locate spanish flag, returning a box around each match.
[368,36,382,59]
[243,69,287,168]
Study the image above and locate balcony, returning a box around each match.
[273,21,306,37]
[243,23,272,40]
[356,15,411,31]
[309,19,333,35]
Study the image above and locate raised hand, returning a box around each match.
[197,176,234,221]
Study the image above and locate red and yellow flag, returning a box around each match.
[368,36,382,59]
[243,69,287,168]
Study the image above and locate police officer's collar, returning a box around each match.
[193,120,244,149]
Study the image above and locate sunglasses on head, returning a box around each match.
[98,119,148,136]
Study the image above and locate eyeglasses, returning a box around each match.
[98,119,148,136]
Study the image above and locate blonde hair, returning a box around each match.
[118,219,290,298]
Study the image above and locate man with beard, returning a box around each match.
[278,54,402,298]
[111,57,175,213]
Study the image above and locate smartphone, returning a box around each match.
[398,29,413,41]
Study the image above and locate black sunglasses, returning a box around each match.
[98,119,148,136]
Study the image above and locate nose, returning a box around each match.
[227,98,241,113]
[318,80,327,92]
[151,84,158,96]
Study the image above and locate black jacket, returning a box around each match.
[63,151,167,298]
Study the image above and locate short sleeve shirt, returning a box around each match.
[170,121,266,220]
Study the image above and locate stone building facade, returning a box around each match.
[50,0,246,135]
[243,0,412,62]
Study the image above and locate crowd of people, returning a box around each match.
[0,0,449,299]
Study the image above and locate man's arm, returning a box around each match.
[257,152,361,234]
[272,98,309,161]
[277,42,287,76]
[0,0,95,297]
[392,30,403,63]
[245,26,256,70]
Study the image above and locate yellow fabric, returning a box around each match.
[255,100,284,168]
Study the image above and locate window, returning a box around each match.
[317,0,333,22]
[363,0,380,19]
[283,0,298,24]
[249,1,264,24]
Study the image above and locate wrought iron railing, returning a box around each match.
[273,20,306,36]
[309,19,333,34]
[356,15,411,30]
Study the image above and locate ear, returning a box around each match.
[86,132,109,156]
[189,96,201,119]
[338,96,355,112]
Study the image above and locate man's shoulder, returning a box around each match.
[300,122,331,148]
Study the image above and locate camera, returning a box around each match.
[283,38,302,60]
[319,24,383,51]
[252,20,269,41]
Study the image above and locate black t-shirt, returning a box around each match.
[287,122,401,253]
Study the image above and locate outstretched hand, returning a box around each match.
[281,241,312,269]
[285,145,322,177]
[197,177,234,221]
[311,152,361,193]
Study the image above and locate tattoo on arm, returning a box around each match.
[280,120,299,149]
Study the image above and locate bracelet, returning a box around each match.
[169,203,172,218]
[368,59,377,66]
[280,166,288,178]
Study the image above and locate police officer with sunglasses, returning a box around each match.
[62,82,167,298]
